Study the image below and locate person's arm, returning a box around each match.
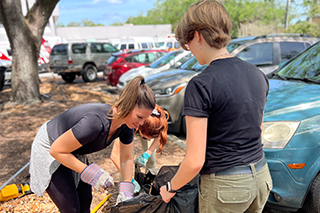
[160,116,207,203]
[110,138,121,173]
[146,137,160,155]
[50,129,87,173]
[119,140,134,182]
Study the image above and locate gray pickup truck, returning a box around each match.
[49,42,118,83]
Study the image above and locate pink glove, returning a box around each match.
[80,163,114,191]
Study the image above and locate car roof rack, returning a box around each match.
[254,33,314,39]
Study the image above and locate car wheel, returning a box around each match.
[301,174,320,212]
[181,115,186,135]
[61,74,75,83]
[0,68,5,91]
[82,64,97,82]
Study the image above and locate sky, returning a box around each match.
[57,0,158,26]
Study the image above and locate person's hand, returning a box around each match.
[132,179,141,194]
[80,163,114,191]
[116,181,135,204]
[160,185,176,203]
[134,152,150,167]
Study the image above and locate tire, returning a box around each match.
[0,68,5,91]
[82,64,97,82]
[301,173,320,213]
[181,115,186,135]
[61,74,75,83]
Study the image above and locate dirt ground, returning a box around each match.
[0,75,186,212]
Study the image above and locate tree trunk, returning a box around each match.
[0,0,59,105]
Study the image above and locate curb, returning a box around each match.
[167,134,186,151]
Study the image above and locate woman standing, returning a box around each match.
[29,76,155,213]
[160,1,272,212]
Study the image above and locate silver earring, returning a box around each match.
[197,42,200,46]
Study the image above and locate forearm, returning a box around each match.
[146,137,160,155]
[170,155,202,190]
[51,152,87,173]
[120,159,133,181]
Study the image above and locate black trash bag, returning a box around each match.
[111,165,199,213]
[134,164,157,194]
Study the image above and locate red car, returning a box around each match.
[103,49,167,86]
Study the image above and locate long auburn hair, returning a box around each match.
[136,104,169,153]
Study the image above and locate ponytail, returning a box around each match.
[109,76,156,119]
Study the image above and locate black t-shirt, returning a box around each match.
[47,103,134,155]
[183,57,269,174]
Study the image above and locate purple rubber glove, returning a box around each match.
[80,163,114,191]
[116,181,135,204]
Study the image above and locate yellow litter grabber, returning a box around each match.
[0,182,33,202]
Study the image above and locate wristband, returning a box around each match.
[166,181,178,193]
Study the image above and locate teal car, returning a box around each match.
[263,41,320,212]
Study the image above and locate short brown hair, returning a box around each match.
[175,0,232,50]
[110,76,156,119]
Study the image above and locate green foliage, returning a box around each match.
[56,22,65,27]
[123,0,287,38]
[285,21,320,37]
[67,22,81,27]
[302,0,320,17]
[224,0,286,38]
[111,22,125,26]
[66,19,105,27]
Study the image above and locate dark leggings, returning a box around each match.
[46,165,92,213]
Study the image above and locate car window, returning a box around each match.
[131,53,146,63]
[107,56,119,65]
[306,43,311,48]
[280,42,305,63]
[227,38,253,52]
[102,43,117,53]
[120,44,127,50]
[51,44,67,56]
[147,53,156,63]
[158,52,166,57]
[150,51,182,68]
[178,53,193,64]
[174,42,180,48]
[91,43,102,53]
[277,42,320,81]
[141,43,148,49]
[167,42,173,48]
[72,43,87,54]
[180,57,198,70]
[128,44,135,50]
[237,43,273,66]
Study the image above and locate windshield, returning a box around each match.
[275,41,320,82]
[149,51,182,68]
[226,38,254,52]
[180,56,207,71]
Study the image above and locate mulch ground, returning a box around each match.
[0,76,185,212]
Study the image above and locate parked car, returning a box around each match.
[103,49,167,86]
[260,40,320,212]
[228,33,319,75]
[146,56,207,133]
[116,50,193,93]
[49,42,118,83]
[0,59,11,91]
[116,37,156,51]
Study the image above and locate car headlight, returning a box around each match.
[262,121,300,149]
[153,83,187,97]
